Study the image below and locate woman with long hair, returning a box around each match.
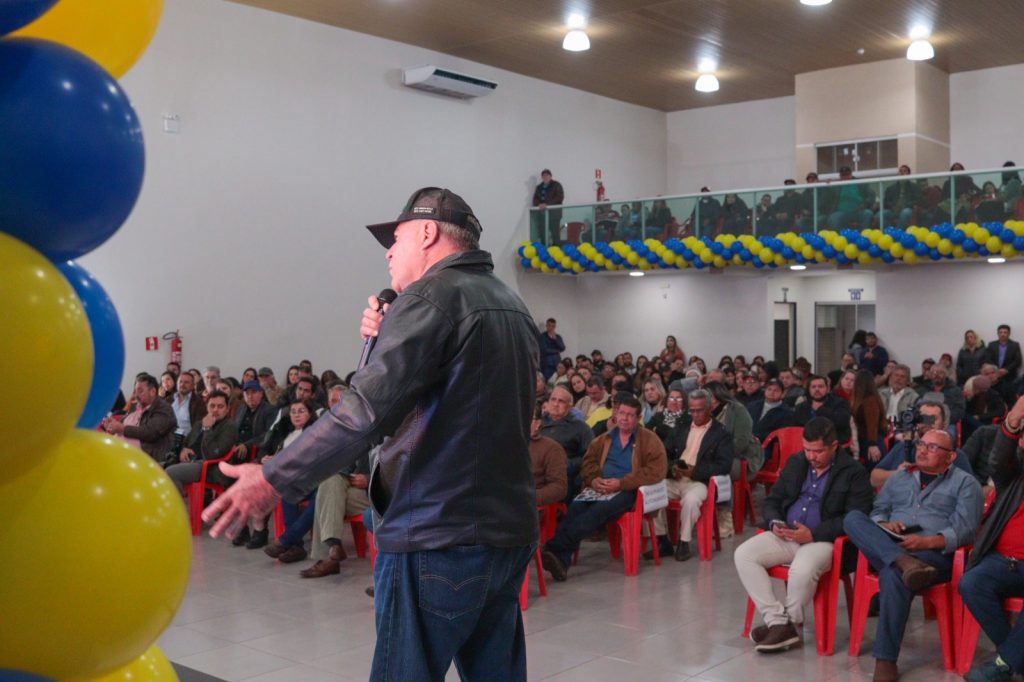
[834,369,857,403]
[641,379,667,425]
[257,399,320,559]
[956,329,986,387]
[660,335,686,365]
[851,370,886,468]
[568,372,588,403]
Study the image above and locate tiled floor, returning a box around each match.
[161,522,989,681]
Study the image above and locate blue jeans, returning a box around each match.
[279,491,316,548]
[828,208,873,230]
[370,544,534,681]
[843,510,952,661]
[959,553,1024,672]
[545,490,637,569]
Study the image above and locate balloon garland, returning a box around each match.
[518,220,1024,273]
[0,3,188,681]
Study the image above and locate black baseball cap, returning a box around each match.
[366,187,482,249]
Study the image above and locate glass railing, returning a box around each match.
[527,167,1023,247]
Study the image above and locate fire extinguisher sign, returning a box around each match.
[145,336,159,351]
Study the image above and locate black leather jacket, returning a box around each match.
[264,250,540,552]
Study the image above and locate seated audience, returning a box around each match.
[228,380,276,461]
[962,374,1006,441]
[104,374,177,461]
[736,371,764,408]
[529,404,569,507]
[575,376,608,420]
[202,365,221,401]
[879,364,918,420]
[540,394,666,581]
[641,378,666,424]
[851,370,887,468]
[982,363,1018,409]
[920,364,966,425]
[843,428,983,682]
[167,371,206,456]
[911,358,935,389]
[792,374,852,444]
[778,367,805,407]
[647,388,689,444]
[707,381,763,538]
[258,366,285,407]
[827,352,858,391]
[877,164,920,229]
[747,378,795,442]
[539,385,594,495]
[870,401,974,489]
[735,418,873,653]
[834,369,856,403]
[958,397,1024,682]
[158,371,176,400]
[164,391,240,495]
[647,388,732,561]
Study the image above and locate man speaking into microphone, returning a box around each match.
[203,187,540,681]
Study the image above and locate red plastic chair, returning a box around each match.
[755,427,805,495]
[847,546,967,671]
[957,596,1023,674]
[271,502,368,558]
[732,460,757,533]
[741,535,854,655]
[665,477,721,561]
[565,221,586,245]
[606,490,661,576]
[520,504,562,610]
[184,445,255,536]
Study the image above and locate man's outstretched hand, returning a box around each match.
[201,462,281,539]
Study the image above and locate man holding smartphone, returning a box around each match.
[734,417,873,653]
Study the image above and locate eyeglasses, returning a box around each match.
[667,397,685,403]
[916,442,951,454]
[688,407,709,414]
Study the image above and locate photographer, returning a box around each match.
[869,400,973,489]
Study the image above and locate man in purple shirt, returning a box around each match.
[734,418,873,653]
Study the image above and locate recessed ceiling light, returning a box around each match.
[790,264,807,271]
[695,74,719,92]
[906,39,934,61]
[909,24,930,40]
[800,0,832,6]
[697,58,717,73]
[562,29,590,52]
[987,257,1006,264]
[856,47,865,55]
[566,12,587,29]
[629,270,645,277]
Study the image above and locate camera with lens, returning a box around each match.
[892,407,936,436]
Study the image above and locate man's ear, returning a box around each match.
[421,220,441,248]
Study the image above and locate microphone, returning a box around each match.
[357,288,397,370]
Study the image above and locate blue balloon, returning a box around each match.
[881,253,895,263]
[950,229,966,245]
[612,255,623,265]
[0,39,145,261]
[1013,236,1024,251]
[963,239,978,253]
[739,249,752,261]
[913,242,928,256]
[57,262,125,428]
[1001,229,1015,243]
[868,245,882,258]
[929,248,942,260]
[730,241,743,253]
[0,0,58,36]
[682,248,694,261]
[693,260,706,269]
[823,246,836,259]
[901,235,917,249]
[0,671,56,682]
[753,260,764,269]
[836,254,849,265]
[782,247,795,259]
[711,243,724,255]
[521,257,531,268]
[856,237,870,250]
[978,246,990,257]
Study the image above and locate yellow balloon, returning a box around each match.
[626,252,639,265]
[758,249,773,264]
[699,249,713,264]
[890,244,905,258]
[903,252,919,265]
[974,227,990,244]
[712,256,726,268]
[858,252,872,265]
[924,232,940,248]
[83,645,177,682]
[773,253,786,266]
[986,236,1002,253]
[953,245,966,259]
[833,236,848,250]
[878,235,894,250]
[662,252,676,266]
[13,0,164,78]
[844,244,859,259]
[530,257,541,269]
[0,234,92,473]
[540,264,551,272]
[1001,244,1016,259]
[594,254,606,266]
[801,245,815,260]
[792,237,806,250]
[523,246,536,259]
[0,431,191,680]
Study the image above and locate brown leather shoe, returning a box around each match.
[893,554,938,591]
[872,658,899,682]
[277,545,308,563]
[328,544,347,563]
[300,559,340,578]
[263,543,286,559]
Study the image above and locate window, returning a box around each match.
[815,137,898,177]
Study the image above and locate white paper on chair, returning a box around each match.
[711,474,732,503]
[640,481,668,513]
[574,488,621,502]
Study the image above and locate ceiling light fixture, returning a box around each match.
[562,30,590,51]
[987,257,1006,264]
[695,74,719,92]
[800,0,832,6]
[629,270,645,277]
[789,264,807,271]
[906,38,934,61]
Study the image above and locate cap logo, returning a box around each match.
[411,206,434,214]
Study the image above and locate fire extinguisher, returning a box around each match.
[163,330,182,365]
[595,168,606,202]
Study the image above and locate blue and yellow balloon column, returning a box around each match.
[0,3,188,681]
[519,220,1024,274]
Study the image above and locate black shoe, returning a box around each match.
[867,593,880,617]
[541,549,568,582]
[231,527,251,547]
[674,540,692,562]
[643,537,673,560]
[755,622,801,653]
[749,624,769,645]
[365,586,375,598]
[245,528,269,549]
[964,659,1014,682]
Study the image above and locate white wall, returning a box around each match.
[876,260,1024,375]
[80,0,667,387]
[950,63,1024,169]
[666,97,796,194]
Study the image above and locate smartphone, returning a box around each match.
[770,519,789,529]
